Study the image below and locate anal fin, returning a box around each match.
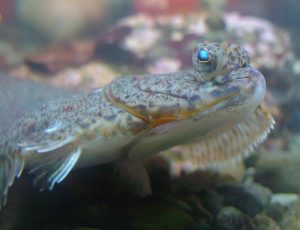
[161,105,275,174]
[29,143,81,191]
[114,159,152,197]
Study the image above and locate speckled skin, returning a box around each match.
[0,42,266,208]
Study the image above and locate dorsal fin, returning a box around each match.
[161,105,275,173]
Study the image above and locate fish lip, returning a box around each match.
[213,65,261,85]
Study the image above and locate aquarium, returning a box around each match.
[0,0,299,229]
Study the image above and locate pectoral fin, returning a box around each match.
[114,159,152,197]
[15,117,83,191]
[0,151,24,210]
[28,143,81,191]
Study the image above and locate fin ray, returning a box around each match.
[161,105,275,173]
[0,151,25,210]
[29,145,81,191]
[18,136,76,153]
[114,159,152,197]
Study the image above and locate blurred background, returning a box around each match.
[1,0,300,229]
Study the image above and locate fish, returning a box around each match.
[0,41,274,210]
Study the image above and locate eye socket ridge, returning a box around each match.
[197,48,210,63]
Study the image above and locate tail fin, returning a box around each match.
[0,151,24,210]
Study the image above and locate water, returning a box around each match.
[0,1,299,229]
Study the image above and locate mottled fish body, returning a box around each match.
[0,42,274,210]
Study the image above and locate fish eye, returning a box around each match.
[197,48,210,63]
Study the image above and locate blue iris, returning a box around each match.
[197,48,209,62]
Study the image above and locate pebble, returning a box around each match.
[255,152,300,193]
[215,206,252,230]
[252,214,280,230]
[217,182,271,216]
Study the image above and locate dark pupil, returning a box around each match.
[198,48,209,62]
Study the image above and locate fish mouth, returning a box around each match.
[191,66,266,121]
[208,68,265,117]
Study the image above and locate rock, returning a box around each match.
[0,0,14,22]
[190,219,211,230]
[16,0,109,41]
[42,225,70,230]
[255,152,300,193]
[266,199,287,223]
[266,193,300,229]
[252,214,280,230]
[95,12,294,73]
[181,195,213,222]
[25,41,96,74]
[11,61,119,92]
[270,193,299,207]
[129,203,194,230]
[73,228,103,230]
[133,0,200,15]
[195,188,222,216]
[49,62,119,91]
[279,202,300,230]
[173,170,236,194]
[215,206,252,230]
[217,182,272,216]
